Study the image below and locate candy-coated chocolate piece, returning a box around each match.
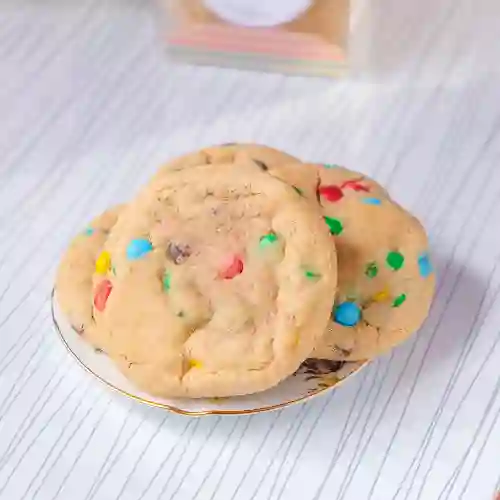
[362,197,382,205]
[341,178,370,193]
[94,280,113,312]
[95,251,111,275]
[365,262,378,278]
[386,251,404,271]
[392,294,407,307]
[333,302,361,327]
[373,289,390,302]
[318,185,344,203]
[163,272,171,291]
[324,216,343,235]
[418,253,433,278]
[219,256,244,280]
[259,232,278,248]
[304,270,321,280]
[126,238,153,260]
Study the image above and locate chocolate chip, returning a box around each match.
[297,358,345,375]
[333,345,352,357]
[253,160,268,171]
[167,242,192,265]
[327,359,346,372]
[94,347,104,354]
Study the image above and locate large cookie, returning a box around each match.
[88,161,337,398]
[55,207,122,334]
[266,161,435,361]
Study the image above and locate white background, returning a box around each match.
[1,0,500,499]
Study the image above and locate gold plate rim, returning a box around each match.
[51,289,367,417]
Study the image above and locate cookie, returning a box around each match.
[269,162,434,361]
[89,161,337,398]
[55,206,123,335]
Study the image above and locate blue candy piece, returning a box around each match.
[126,238,153,260]
[333,302,361,327]
[361,197,382,206]
[84,227,94,236]
[418,253,433,278]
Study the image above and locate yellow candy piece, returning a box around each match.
[95,251,111,275]
[188,359,202,369]
[372,289,390,302]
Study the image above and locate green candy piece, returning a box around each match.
[392,293,407,307]
[305,270,321,280]
[386,251,404,271]
[293,186,303,196]
[324,216,343,235]
[365,262,378,278]
[324,164,340,169]
[163,272,171,291]
[259,232,278,248]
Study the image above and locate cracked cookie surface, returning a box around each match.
[146,143,301,188]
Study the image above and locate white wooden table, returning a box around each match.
[1,0,500,499]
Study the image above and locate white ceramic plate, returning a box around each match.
[51,292,367,416]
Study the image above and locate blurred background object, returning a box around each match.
[161,0,349,77]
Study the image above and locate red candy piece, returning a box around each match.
[318,185,344,202]
[219,256,244,280]
[94,279,113,312]
[341,178,370,193]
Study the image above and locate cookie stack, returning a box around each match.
[56,144,435,398]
